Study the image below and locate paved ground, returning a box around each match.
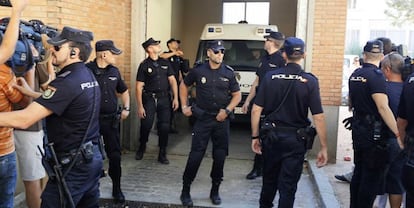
[15,107,355,208]
[99,114,322,208]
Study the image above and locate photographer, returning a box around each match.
[0,0,29,207]
[250,37,328,208]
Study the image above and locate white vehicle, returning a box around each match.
[193,23,278,122]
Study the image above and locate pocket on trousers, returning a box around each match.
[365,145,389,169]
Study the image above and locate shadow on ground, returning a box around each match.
[99,199,211,208]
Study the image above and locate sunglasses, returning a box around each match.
[211,49,225,55]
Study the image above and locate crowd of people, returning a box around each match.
[0,2,413,208]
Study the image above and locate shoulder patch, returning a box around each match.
[225,65,234,71]
[42,86,57,99]
[58,71,71,78]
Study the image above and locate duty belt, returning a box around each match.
[144,91,169,98]
[57,141,95,166]
[99,112,117,119]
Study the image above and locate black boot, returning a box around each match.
[246,154,262,180]
[112,183,125,203]
[158,147,169,164]
[135,143,146,160]
[180,183,193,206]
[210,182,221,205]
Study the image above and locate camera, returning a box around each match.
[0,0,11,7]
[0,18,58,76]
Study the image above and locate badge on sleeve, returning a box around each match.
[42,86,57,99]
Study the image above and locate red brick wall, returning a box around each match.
[0,0,132,86]
[312,0,347,106]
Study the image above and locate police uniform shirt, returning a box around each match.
[136,57,175,93]
[256,50,285,83]
[87,60,128,114]
[254,63,323,128]
[184,62,240,112]
[164,50,182,79]
[349,63,386,117]
[35,62,101,153]
[398,74,414,137]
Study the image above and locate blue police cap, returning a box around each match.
[47,26,93,46]
[284,37,305,56]
[142,37,161,50]
[207,40,225,50]
[96,40,122,55]
[264,31,285,41]
[363,40,383,53]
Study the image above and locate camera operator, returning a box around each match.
[0,0,29,207]
[0,26,103,207]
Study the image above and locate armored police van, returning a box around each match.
[193,23,278,122]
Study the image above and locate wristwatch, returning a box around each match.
[251,135,260,140]
[224,108,231,115]
[123,107,130,111]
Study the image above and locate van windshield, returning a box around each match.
[195,40,265,71]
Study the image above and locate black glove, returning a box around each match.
[342,116,353,130]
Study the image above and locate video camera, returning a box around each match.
[0,18,58,76]
[0,0,11,7]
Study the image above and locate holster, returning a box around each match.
[111,107,122,128]
[259,121,278,146]
[297,126,317,150]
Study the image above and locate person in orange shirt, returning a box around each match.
[0,0,30,206]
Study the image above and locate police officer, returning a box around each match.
[86,40,130,203]
[160,38,189,133]
[242,31,286,180]
[250,37,328,208]
[348,40,400,207]
[179,40,241,206]
[0,26,103,207]
[397,66,414,208]
[135,37,179,164]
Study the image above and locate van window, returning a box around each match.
[195,40,265,71]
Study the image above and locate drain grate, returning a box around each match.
[99,198,213,208]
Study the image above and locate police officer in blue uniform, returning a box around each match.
[250,37,328,208]
[135,38,179,164]
[396,66,414,207]
[179,40,241,206]
[87,40,130,203]
[348,40,400,207]
[242,31,286,180]
[0,26,103,207]
[160,38,189,133]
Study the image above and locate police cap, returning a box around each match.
[47,26,93,46]
[96,40,122,55]
[207,40,225,51]
[142,37,161,50]
[363,40,383,53]
[284,37,305,56]
[264,31,285,41]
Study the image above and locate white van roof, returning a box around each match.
[200,23,278,41]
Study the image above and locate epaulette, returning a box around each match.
[224,65,234,71]
[58,71,71,78]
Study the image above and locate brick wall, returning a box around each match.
[0,0,132,86]
[312,0,347,106]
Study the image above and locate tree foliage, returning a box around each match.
[385,0,414,26]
